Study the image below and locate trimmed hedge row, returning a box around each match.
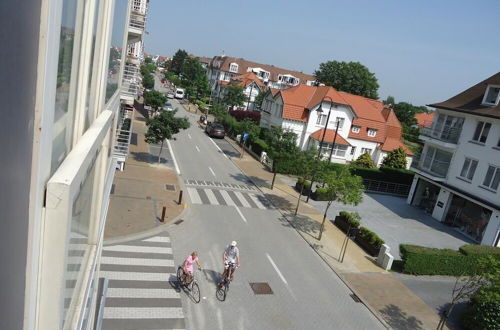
[334,211,385,256]
[350,166,414,185]
[249,138,268,157]
[400,244,500,276]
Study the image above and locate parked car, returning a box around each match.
[167,92,174,99]
[162,102,173,111]
[205,122,226,138]
[175,88,185,99]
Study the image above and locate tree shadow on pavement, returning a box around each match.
[263,194,294,210]
[437,302,467,330]
[230,173,256,185]
[278,212,321,240]
[134,99,149,119]
[379,304,425,330]
[130,151,170,165]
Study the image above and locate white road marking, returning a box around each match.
[235,206,248,223]
[209,167,216,177]
[103,245,172,254]
[187,187,202,204]
[209,137,228,159]
[166,139,180,175]
[204,189,219,205]
[219,190,237,207]
[104,307,184,319]
[249,193,267,210]
[234,191,251,208]
[142,236,170,243]
[266,253,288,285]
[188,133,192,139]
[106,288,180,299]
[99,271,174,281]
[195,145,200,152]
[100,257,174,267]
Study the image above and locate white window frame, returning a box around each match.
[316,114,327,126]
[367,128,377,137]
[351,126,360,133]
[458,157,478,181]
[472,121,492,144]
[333,117,345,130]
[482,85,500,106]
[361,148,372,155]
[482,165,500,191]
[350,146,356,156]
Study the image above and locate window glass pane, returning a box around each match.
[491,169,500,190]
[485,87,500,104]
[51,0,79,173]
[84,0,101,131]
[483,166,495,187]
[473,122,483,141]
[105,0,128,103]
[460,158,470,177]
[480,123,491,143]
[468,160,478,180]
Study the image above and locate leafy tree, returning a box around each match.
[145,110,190,163]
[170,49,188,75]
[393,102,419,128]
[318,167,364,240]
[143,73,154,89]
[314,61,379,99]
[381,147,408,169]
[353,152,375,168]
[140,63,156,76]
[384,95,396,107]
[144,57,153,64]
[234,118,261,140]
[222,84,247,109]
[143,90,166,111]
[293,149,321,214]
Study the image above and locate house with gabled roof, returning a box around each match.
[216,72,266,110]
[259,85,413,168]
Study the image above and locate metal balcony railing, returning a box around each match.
[131,0,147,15]
[420,120,461,144]
[411,152,451,179]
[129,14,145,31]
[362,179,411,196]
[113,106,134,161]
[121,65,139,99]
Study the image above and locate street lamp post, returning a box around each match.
[328,118,341,162]
[306,96,334,203]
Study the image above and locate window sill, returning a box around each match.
[456,176,472,184]
[492,146,500,151]
[468,140,486,146]
[479,185,497,193]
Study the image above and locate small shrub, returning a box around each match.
[358,226,384,249]
[339,211,361,228]
[313,187,329,201]
[251,138,268,155]
[352,153,375,168]
[462,298,500,330]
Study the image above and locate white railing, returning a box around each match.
[121,65,139,99]
[113,107,134,161]
[129,14,145,31]
[132,0,148,15]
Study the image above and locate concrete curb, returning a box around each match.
[222,138,391,329]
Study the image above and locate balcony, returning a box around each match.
[120,65,140,103]
[128,14,145,43]
[419,118,463,149]
[131,0,148,16]
[411,151,452,181]
[113,105,134,167]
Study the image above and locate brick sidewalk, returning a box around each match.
[223,136,448,330]
[104,108,184,240]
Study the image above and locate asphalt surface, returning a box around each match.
[155,76,386,330]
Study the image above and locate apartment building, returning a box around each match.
[207,55,316,98]
[217,72,265,110]
[0,0,148,329]
[260,85,413,167]
[407,73,500,246]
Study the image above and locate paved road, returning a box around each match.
[154,76,385,329]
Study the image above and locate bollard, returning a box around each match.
[161,206,166,222]
[178,190,183,205]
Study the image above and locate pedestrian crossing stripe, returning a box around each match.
[184,179,255,191]
[186,187,273,209]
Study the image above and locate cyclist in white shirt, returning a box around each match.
[221,241,240,282]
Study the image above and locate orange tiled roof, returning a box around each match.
[380,138,414,155]
[415,112,435,128]
[309,129,351,146]
[230,72,265,88]
[279,85,317,122]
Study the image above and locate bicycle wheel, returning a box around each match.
[177,266,183,284]
[191,282,201,303]
[216,284,226,301]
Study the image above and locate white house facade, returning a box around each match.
[407,73,500,246]
[260,85,413,168]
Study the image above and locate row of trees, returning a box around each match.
[141,61,156,90]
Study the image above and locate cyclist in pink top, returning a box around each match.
[181,252,202,284]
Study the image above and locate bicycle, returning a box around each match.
[177,266,201,303]
[216,261,236,301]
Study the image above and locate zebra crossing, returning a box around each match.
[184,179,256,192]
[100,232,185,330]
[186,185,274,209]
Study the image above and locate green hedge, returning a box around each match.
[462,299,500,330]
[250,138,268,156]
[339,211,361,228]
[313,187,329,201]
[349,166,414,185]
[358,226,385,249]
[399,244,500,276]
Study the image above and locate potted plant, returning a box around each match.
[355,226,384,257]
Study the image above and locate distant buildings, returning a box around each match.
[260,85,413,167]
[408,72,500,246]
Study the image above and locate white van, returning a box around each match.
[175,88,185,99]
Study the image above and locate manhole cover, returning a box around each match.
[249,282,273,295]
[165,184,176,191]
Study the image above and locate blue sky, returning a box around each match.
[144,0,499,106]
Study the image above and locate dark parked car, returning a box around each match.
[205,122,226,138]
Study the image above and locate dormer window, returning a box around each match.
[351,126,360,133]
[229,63,239,73]
[482,85,500,106]
[367,128,377,137]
